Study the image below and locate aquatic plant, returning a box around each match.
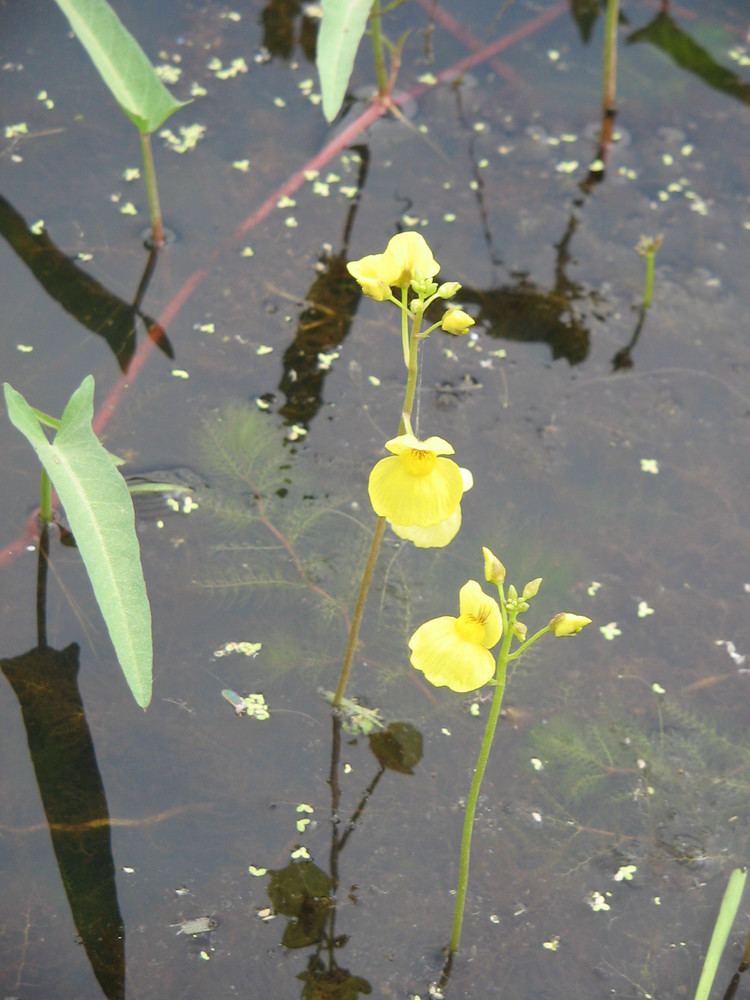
[316,0,408,121]
[694,867,747,1000]
[636,233,664,311]
[52,0,187,247]
[3,376,153,707]
[409,548,590,960]
[333,231,476,705]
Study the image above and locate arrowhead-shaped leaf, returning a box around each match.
[53,0,187,134]
[4,376,153,708]
[316,0,372,123]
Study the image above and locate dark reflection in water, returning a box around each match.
[0,528,124,998]
[260,0,317,62]
[628,11,750,106]
[0,194,172,372]
[460,214,594,364]
[278,148,369,425]
[1,643,125,1000]
[263,709,422,998]
[568,0,602,44]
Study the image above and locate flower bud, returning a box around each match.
[507,584,518,603]
[411,277,438,297]
[512,620,528,642]
[437,281,462,299]
[482,546,506,584]
[635,234,664,257]
[548,613,592,637]
[522,577,543,600]
[441,308,475,335]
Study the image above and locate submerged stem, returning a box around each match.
[140,132,165,249]
[332,312,422,706]
[332,515,387,707]
[449,617,514,955]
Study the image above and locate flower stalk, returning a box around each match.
[332,232,475,707]
[449,608,515,954]
[406,548,591,955]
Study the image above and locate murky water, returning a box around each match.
[2,1,750,997]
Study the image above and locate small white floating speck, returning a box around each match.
[640,458,659,474]
[587,891,610,912]
[614,864,637,882]
[600,622,621,640]
[171,369,189,379]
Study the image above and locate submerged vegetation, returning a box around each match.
[1,0,748,997]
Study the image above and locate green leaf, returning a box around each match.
[52,0,187,134]
[316,0,373,123]
[694,867,747,1000]
[4,377,153,708]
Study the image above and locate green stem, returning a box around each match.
[643,252,655,310]
[601,0,620,117]
[449,618,515,955]
[400,309,422,430]
[400,287,410,367]
[507,624,551,661]
[370,0,389,100]
[39,469,53,525]
[140,132,165,248]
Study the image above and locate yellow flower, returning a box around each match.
[368,433,464,527]
[347,232,440,299]
[409,580,502,692]
[389,468,473,548]
[441,308,475,335]
[383,232,440,288]
[548,613,592,636]
[346,253,397,301]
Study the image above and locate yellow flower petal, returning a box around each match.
[409,616,496,692]
[548,613,592,636]
[346,253,398,300]
[457,580,502,648]
[441,308,475,335]
[368,452,463,526]
[385,432,454,457]
[390,505,462,548]
[383,231,440,288]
